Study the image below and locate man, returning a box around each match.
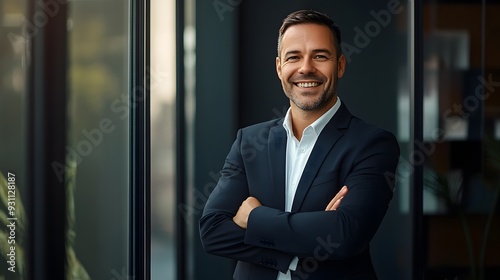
[200,10,400,280]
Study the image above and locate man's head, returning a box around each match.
[277,10,342,59]
[276,10,346,113]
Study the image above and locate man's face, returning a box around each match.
[276,23,346,112]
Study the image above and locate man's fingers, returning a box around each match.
[325,185,348,211]
[331,196,343,210]
[245,196,262,208]
[334,186,348,200]
[326,196,343,211]
[233,196,263,229]
[325,197,336,210]
[339,185,348,196]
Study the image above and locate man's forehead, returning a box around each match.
[280,24,335,52]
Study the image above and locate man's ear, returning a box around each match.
[276,56,282,80]
[337,54,346,78]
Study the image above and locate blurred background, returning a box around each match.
[0,0,499,279]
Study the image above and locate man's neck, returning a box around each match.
[290,98,336,141]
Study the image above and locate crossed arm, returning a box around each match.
[232,186,349,229]
[200,128,399,272]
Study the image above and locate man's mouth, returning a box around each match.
[295,82,321,88]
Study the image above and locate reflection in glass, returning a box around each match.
[67,1,130,278]
[0,0,28,278]
[150,0,176,279]
[422,2,500,279]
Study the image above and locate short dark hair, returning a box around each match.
[277,10,342,58]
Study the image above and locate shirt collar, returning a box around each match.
[283,96,342,138]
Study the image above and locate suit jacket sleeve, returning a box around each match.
[244,129,399,260]
[199,129,295,273]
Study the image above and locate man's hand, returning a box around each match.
[325,186,348,211]
[233,196,262,229]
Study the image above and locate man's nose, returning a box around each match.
[299,58,316,74]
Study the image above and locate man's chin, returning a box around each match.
[296,88,322,96]
[292,94,336,111]
[293,100,324,111]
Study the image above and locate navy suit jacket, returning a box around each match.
[200,103,400,280]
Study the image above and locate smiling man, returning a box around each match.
[276,21,345,141]
[200,10,400,280]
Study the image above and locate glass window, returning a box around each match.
[422,1,500,279]
[0,0,28,278]
[67,1,130,278]
[150,0,176,279]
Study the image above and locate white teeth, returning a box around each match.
[297,82,320,88]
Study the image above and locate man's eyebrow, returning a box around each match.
[312,49,332,55]
[283,50,301,57]
[283,49,332,57]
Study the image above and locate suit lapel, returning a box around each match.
[291,103,352,212]
[268,120,286,211]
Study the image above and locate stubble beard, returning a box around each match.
[285,76,338,111]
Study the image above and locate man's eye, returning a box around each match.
[315,55,328,60]
[286,56,299,61]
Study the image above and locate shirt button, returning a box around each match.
[299,148,305,153]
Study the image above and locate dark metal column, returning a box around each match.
[175,0,187,279]
[27,0,68,279]
[410,0,424,279]
[130,0,151,279]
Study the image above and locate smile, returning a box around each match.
[295,82,321,88]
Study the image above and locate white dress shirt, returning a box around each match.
[276,97,341,280]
